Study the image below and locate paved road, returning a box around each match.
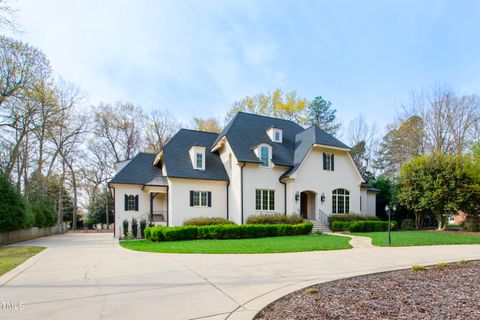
[1,233,479,320]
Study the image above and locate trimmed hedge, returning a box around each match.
[331,220,397,232]
[144,222,314,242]
[246,213,304,225]
[328,214,378,229]
[183,217,235,226]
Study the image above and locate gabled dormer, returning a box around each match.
[253,143,272,167]
[189,145,205,170]
[267,126,283,143]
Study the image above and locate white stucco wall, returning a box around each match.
[242,164,287,222]
[366,191,377,216]
[285,146,364,219]
[167,178,228,226]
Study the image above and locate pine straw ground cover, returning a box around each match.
[256,260,480,320]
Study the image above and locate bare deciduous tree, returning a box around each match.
[144,110,178,153]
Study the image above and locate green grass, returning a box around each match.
[353,231,480,247]
[0,246,45,276]
[120,234,352,254]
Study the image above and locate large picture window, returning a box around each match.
[332,189,350,214]
[256,189,275,211]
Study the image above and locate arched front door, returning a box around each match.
[300,191,316,220]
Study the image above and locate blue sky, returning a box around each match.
[12,0,480,134]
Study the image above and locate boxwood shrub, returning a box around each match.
[328,214,378,229]
[348,220,397,232]
[246,213,304,225]
[144,222,313,242]
[182,217,235,226]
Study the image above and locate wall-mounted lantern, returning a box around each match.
[320,193,325,203]
[295,191,300,202]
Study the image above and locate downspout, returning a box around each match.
[240,162,246,224]
[280,178,287,216]
[226,181,230,220]
[166,186,169,227]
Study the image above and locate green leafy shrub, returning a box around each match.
[122,220,129,238]
[462,215,480,232]
[246,213,303,225]
[183,217,235,226]
[331,221,350,232]
[131,218,138,238]
[140,219,147,238]
[348,220,397,232]
[144,222,313,241]
[400,218,415,230]
[31,196,57,228]
[0,173,35,232]
[328,214,378,228]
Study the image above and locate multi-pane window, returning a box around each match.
[260,146,269,167]
[127,195,136,211]
[273,129,282,142]
[256,189,275,211]
[323,153,334,171]
[332,189,350,214]
[195,153,203,169]
[193,191,208,207]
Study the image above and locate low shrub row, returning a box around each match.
[328,214,379,229]
[182,217,235,226]
[246,213,304,225]
[144,222,314,241]
[331,220,397,232]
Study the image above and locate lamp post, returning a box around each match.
[385,204,396,245]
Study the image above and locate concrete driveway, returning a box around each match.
[1,233,479,320]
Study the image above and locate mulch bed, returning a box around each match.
[256,260,480,320]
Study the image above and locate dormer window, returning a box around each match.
[267,127,283,143]
[195,153,203,169]
[189,146,205,170]
[254,143,272,167]
[260,146,269,167]
[273,129,282,142]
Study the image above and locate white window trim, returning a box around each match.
[255,189,275,211]
[272,129,282,143]
[256,144,272,168]
[127,194,135,211]
[193,191,208,207]
[194,152,205,170]
[324,153,334,171]
[332,189,350,214]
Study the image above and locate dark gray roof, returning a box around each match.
[281,125,350,178]
[110,153,167,186]
[212,112,305,167]
[163,129,229,181]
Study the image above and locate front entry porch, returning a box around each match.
[300,190,316,220]
[143,186,168,226]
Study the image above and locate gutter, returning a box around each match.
[240,162,246,224]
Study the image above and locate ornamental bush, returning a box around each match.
[331,221,350,232]
[0,173,34,232]
[246,213,304,225]
[347,220,397,232]
[182,217,235,226]
[143,222,314,242]
[328,214,378,227]
[131,218,138,238]
[140,219,147,238]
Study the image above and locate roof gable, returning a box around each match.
[110,153,167,186]
[163,129,229,181]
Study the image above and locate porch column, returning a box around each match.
[150,192,154,223]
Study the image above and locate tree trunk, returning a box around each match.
[66,159,78,230]
[58,156,65,225]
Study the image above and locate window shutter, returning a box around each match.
[124,195,128,211]
[323,153,326,170]
[134,195,139,211]
[331,154,334,171]
[207,192,212,207]
[190,191,194,207]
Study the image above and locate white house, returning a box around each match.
[109,112,378,237]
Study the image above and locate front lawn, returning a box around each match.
[121,234,352,254]
[353,231,480,247]
[0,246,45,276]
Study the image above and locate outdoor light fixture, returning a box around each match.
[320,193,325,203]
[295,191,300,202]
